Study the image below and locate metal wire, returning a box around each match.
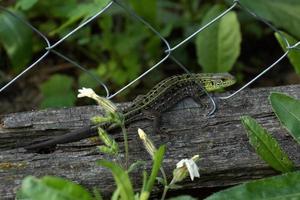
[50,50,110,97]
[107,0,172,99]
[218,0,297,100]
[0,3,111,96]
[0,0,299,113]
[166,1,239,53]
[219,51,290,100]
[289,41,300,50]
[0,6,51,93]
[47,1,113,50]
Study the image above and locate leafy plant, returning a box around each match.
[98,160,135,200]
[234,92,300,198]
[241,116,294,173]
[98,145,166,200]
[239,0,300,39]
[169,196,197,200]
[196,4,241,72]
[275,31,300,74]
[17,176,94,200]
[96,127,119,155]
[205,171,300,200]
[40,74,76,108]
[270,92,300,144]
[0,10,33,72]
[16,0,38,10]
[241,92,300,173]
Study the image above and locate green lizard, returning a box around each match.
[26,73,236,151]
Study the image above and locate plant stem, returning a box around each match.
[160,167,168,200]
[160,168,168,186]
[121,124,129,169]
[161,186,169,200]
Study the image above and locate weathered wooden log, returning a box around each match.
[1,85,300,199]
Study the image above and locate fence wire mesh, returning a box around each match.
[0,0,299,113]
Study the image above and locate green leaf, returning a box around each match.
[128,161,146,174]
[16,0,38,10]
[98,160,135,200]
[241,116,294,173]
[196,5,241,72]
[168,184,183,190]
[98,145,117,155]
[19,176,93,200]
[156,177,167,186]
[270,93,300,144]
[141,170,148,194]
[78,70,100,90]
[40,74,76,108]
[168,196,197,200]
[239,0,300,39]
[0,10,33,73]
[275,32,300,74]
[205,172,300,200]
[143,145,166,195]
[111,188,120,200]
[128,0,157,25]
[50,0,110,36]
[92,188,103,200]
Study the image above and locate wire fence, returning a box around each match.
[0,0,300,114]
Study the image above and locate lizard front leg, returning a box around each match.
[140,109,163,134]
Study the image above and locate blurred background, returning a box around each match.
[0,0,299,114]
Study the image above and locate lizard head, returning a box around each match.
[198,73,236,92]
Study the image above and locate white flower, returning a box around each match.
[171,155,200,184]
[77,87,117,113]
[77,87,97,99]
[176,156,200,181]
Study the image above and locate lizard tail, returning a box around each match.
[25,126,98,151]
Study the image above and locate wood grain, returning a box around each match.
[1,85,300,199]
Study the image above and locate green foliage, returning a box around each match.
[239,0,300,39]
[97,160,135,200]
[16,0,38,10]
[97,128,119,155]
[168,196,197,200]
[241,116,294,173]
[127,160,146,174]
[40,74,76,108]
[270,93,300,144]
[0,10,33,73]
[205,172,300,200]
[17,176,93,200]
[78,70,100,90]
[1,0,300,108]
[275,32,300,74]
[95,146,165,200]
[140,145,166,199]
[49,0,111,36]
[128,0,157,25]
[196,5,241,72]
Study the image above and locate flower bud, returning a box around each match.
[138,128,157,159]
